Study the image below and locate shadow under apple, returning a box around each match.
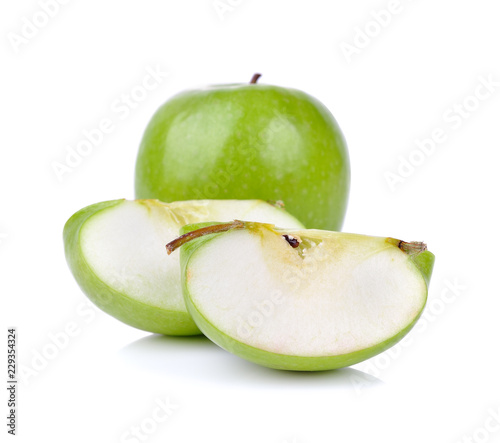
[119,334,383,390]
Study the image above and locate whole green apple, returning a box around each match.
[135,74,350,230]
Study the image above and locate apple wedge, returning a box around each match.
[63,200,304,335]
[168,221,435,370]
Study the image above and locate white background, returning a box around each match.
[1,1,500,442]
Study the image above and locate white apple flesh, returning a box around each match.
[63,200,304,335]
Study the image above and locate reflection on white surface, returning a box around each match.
[119,334,384,389]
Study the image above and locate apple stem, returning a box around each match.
[250,73,262,84]
[399,240,427,255]
[166,220,245,255]
[387,238,427,256]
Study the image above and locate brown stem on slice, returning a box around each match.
[399,240,427,255]
[387,238,427,256]
[166,220,245,255]
[250,73,262,84]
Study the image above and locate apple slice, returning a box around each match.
[168,221,434,370]
[63,200,304,335]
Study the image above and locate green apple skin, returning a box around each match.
[135,83,350,231]
[179,223,435,371]
[63,199,200,336]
